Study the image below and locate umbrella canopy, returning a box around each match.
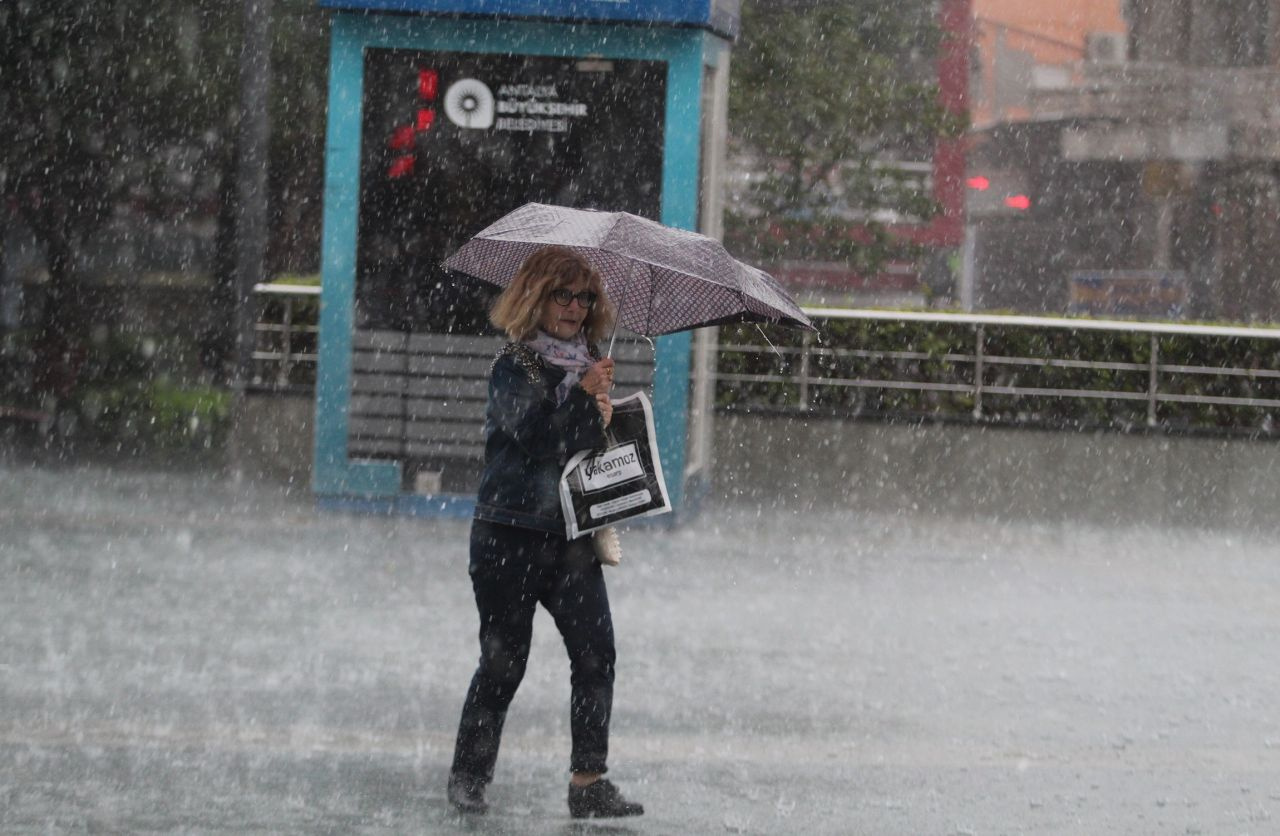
[443,202,815,337]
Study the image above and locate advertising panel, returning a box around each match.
[356,48,666,334]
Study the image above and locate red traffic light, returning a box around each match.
[966,175,991,191]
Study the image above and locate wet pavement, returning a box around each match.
[3,462,1279,834]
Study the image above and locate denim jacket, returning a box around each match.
[473,343,606,533]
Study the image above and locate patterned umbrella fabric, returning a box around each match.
[443,202,815,337]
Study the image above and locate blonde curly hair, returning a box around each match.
[489,245,615,342]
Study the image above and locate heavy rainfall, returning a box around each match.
[3,1,1280,833]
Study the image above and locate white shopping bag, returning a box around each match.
[558,391,672,539]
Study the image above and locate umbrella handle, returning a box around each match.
[607,316,619,358]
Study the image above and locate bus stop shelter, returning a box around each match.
[312,0,737,518]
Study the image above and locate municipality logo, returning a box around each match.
[443,78,495,129]
[444,77,590,134]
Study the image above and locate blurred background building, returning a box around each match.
[967,0,1280,321]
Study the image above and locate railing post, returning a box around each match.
[278,297,295,386]
[1147,333,1159,427]
[797,330,813,410]
[973,324,984,419]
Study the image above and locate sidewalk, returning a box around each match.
[2,464,1278,833]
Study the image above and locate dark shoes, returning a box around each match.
[449,773,643,819]
[447,774,488,815]
[568,778,645,819]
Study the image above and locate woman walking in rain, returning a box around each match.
[447,245,644,820]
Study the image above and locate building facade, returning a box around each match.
[968,0,1280,321]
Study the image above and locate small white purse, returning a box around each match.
[593,526,621,566]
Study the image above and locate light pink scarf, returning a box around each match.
[524,331,594,405]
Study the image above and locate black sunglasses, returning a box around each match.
[549,288,598,309]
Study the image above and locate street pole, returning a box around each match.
[960,223,976,311]
[232,0,272,477]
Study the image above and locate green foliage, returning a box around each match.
[74,379,230,452]
[80,332,215,442]
[727,1,965,271]
[717,320,1280,436]
[272,273,322,287]
[9,327,234,453]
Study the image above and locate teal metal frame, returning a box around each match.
[314,12,729,516]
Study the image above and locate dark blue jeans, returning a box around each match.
[450,520,615,783]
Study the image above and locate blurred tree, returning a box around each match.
[0,1,327,394]
[727,0,965,274]
[1,2,237,392]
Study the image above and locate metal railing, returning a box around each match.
[251,283,319,389]
[249,290,1280,432]
[717,308,1280,429]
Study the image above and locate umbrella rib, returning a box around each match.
[644,266,658,336]
[736,286,754,326]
